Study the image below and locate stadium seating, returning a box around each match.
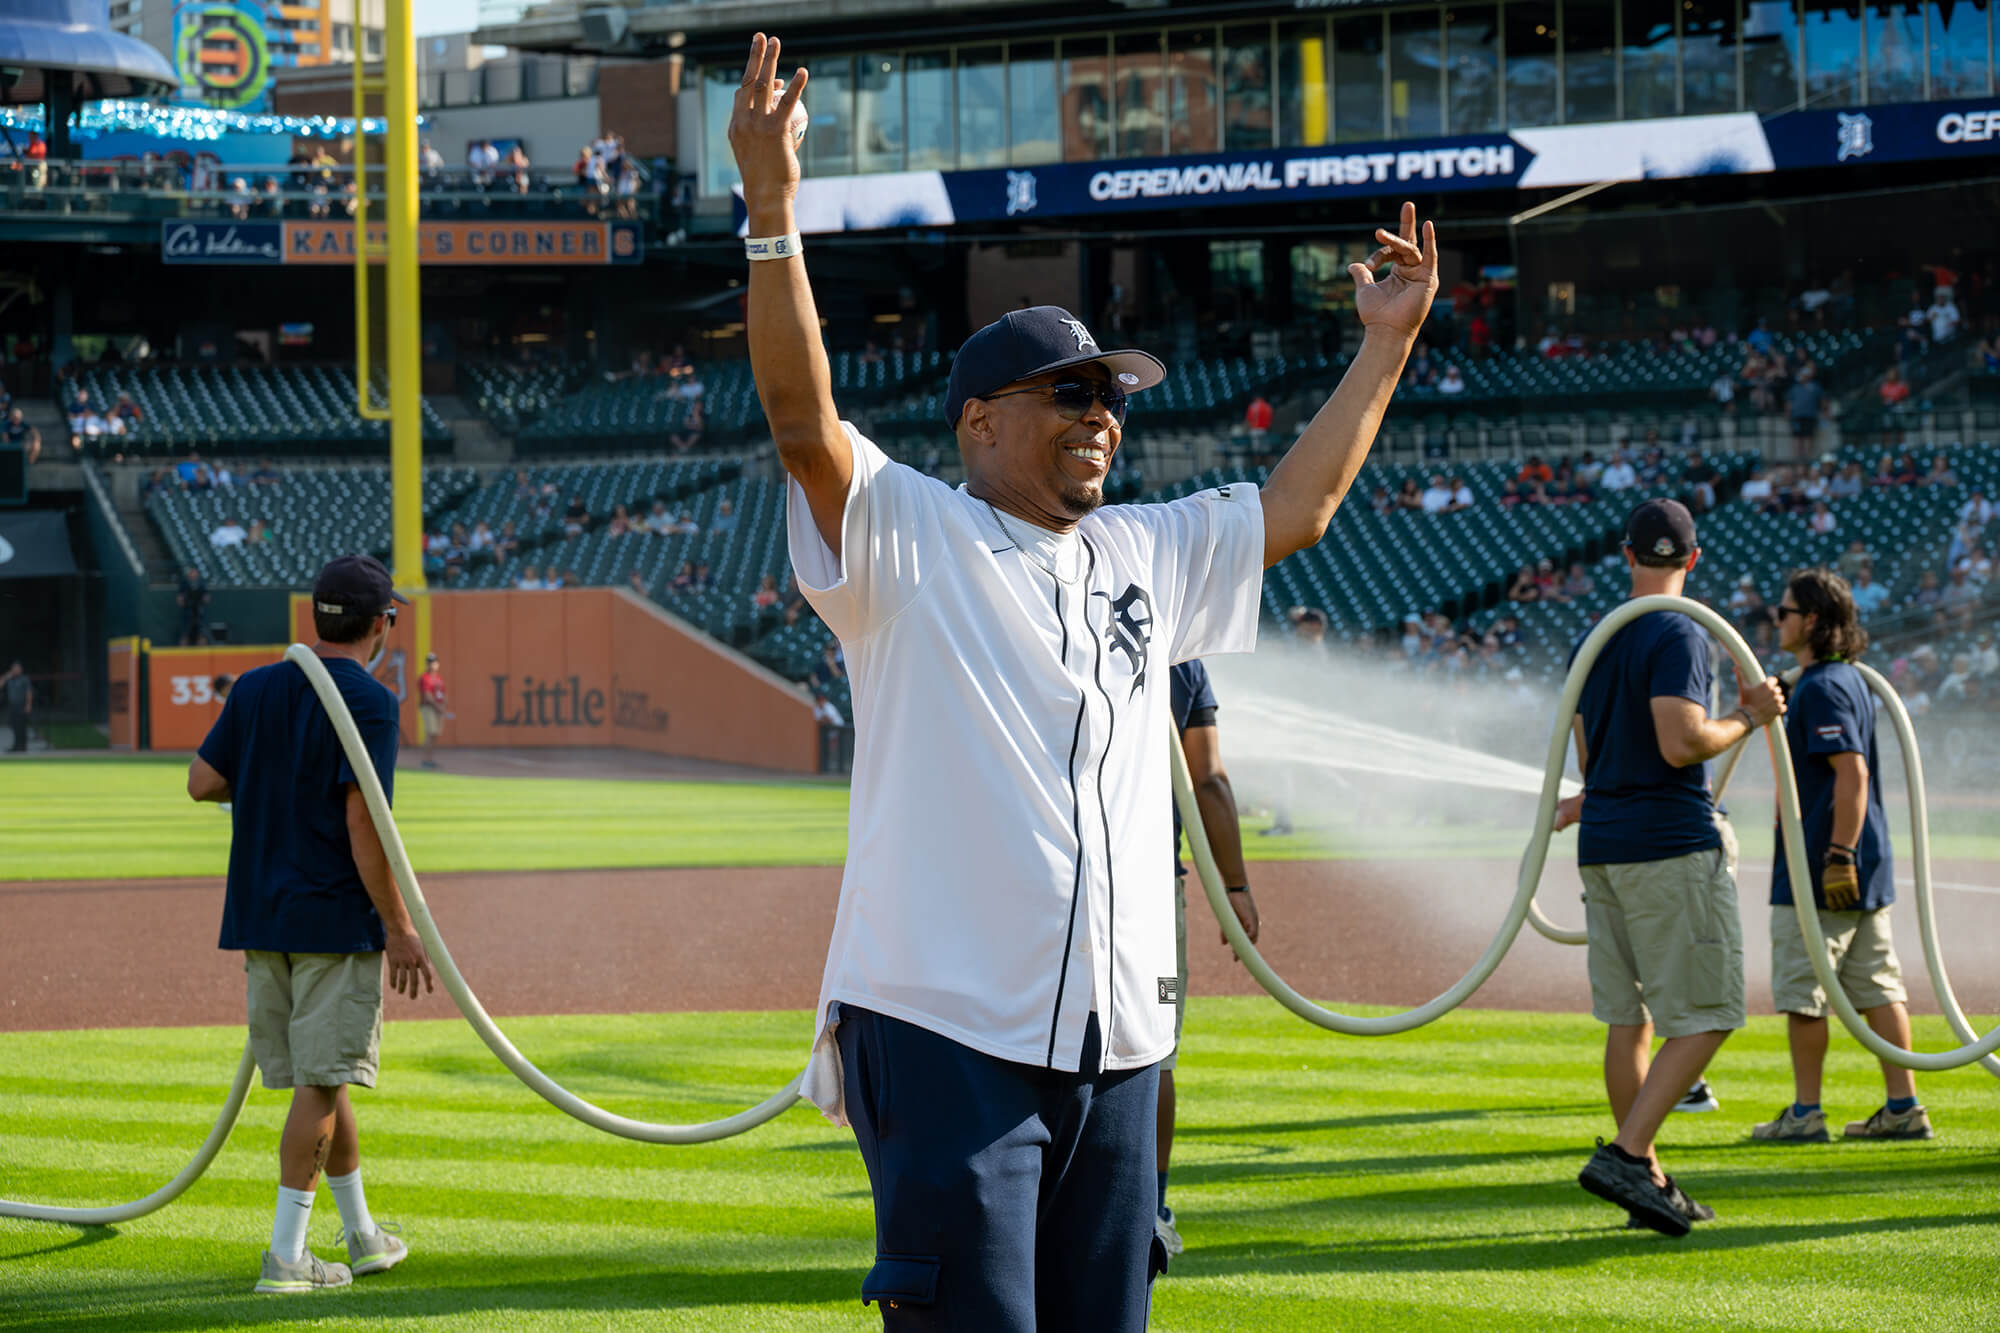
[460,362,592,434]
[132,433,1994,711]
[69,365,452,455]
[442,457,741,552]
[509,349,947,449]
[1400,329,1879,412]
[146,464,477,585]
[1488,444,2000,676]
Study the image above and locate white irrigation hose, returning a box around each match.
[0,1042,257,1225]
[1183,595,2000,1069]
[1173,707,1554,1035]
[1513,641,1999,1081]
[1857,658,2000,1079]
[286,645,804,1141]
[1521,667,1797,949]
[0,650,806,1230]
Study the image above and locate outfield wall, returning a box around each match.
[283,586,820,774]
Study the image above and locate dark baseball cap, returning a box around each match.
[944,306,1166,427]
[313,554,409,618]
[1624,498,1698,564]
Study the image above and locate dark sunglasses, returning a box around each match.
[1774,605,1805,619]
[980,380,1129,425]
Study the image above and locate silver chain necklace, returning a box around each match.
[984,500,1083,585]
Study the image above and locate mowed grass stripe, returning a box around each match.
[6,1003,2000,1331]
[16,757,2000,882]
[5,757,852,880]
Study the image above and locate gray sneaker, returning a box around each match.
[253,1249,353,1295]
[343,1223,409,1276]
[1153,1208,1185,1258]
[1844,1105,1935,1140]
[1751,1105,1830,1143]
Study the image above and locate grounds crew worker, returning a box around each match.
[1752,568,1932,1143]
[188,554,435,1293]
[1154,658,1260,1258]
[418,652,448,770]
[1552,499,1785,1235]
[732,30,1437,1327]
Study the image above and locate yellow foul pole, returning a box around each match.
[384,0,424,612]
[354,0,429,724]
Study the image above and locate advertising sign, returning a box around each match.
[174,2,274,113]
[162,220,645,266]
[745,97,2000,235]
[288,588,819,773]
[144,644,289,750]
[161,221,285,264]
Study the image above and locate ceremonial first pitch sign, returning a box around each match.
[162,220,644,265]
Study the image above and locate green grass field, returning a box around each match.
[15,755,2000,882]
[3,1004,1997,1331]
[10,756,1560,881]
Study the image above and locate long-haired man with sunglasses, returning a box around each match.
[187,554,434,1293]
[1553,500,1785,1235]
[731,31,1436,1328]
[1752,568,1931,1143]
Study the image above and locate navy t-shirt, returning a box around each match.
[198,656,400,953]
[1771,660,1893,910]
[1568,611,1722,866]
[1170,659,1219,876]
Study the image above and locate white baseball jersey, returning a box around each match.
[790,425,1264,1124]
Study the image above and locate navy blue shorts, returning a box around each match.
[837,1005,1166,1331]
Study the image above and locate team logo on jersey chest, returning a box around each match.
[1095,583,1155,698]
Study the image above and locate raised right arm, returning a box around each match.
[730,33,850,553]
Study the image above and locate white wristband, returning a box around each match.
[745,233,803,261]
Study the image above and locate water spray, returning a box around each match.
[1181,595,2000,1075]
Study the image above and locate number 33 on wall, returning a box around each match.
[170,675,215,706]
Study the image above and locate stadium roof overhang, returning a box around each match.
[478,0,1300,58]
[0,0,180,105]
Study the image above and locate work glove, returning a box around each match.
[1821,846,1861,911]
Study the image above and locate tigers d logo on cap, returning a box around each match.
[944,306,1168,427]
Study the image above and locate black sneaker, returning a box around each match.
[1626,1175,1716,1227]
[1673,1080,1720,1113]
[1580,1139,1691,1237]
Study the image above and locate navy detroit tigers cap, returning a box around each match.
[1623,498,1698,564]
[313,553,410,618]
[945,306,1166,428]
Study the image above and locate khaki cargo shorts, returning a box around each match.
[420,703,445,737]
[1770,905,1907,1017]
[1161,874,1189,1072]
[1582,838,1746,1040]
[245,950,384,1090]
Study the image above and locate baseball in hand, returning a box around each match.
[776,80,808,145]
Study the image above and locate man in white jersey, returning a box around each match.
[730,32,1438,1329]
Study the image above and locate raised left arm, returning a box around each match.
[1260,203,1438,567]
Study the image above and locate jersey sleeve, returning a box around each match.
[337,682,401,806]
[196,690,240,783]
[1800,679,1866,757]
[1142,482,1266,665]
[786,424,949,643]
[1646,618,1711,708]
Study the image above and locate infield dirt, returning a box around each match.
[5,858,1996,1033]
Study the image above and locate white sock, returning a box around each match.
[325,1167,376,1239]
[272,1186,315,1263]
